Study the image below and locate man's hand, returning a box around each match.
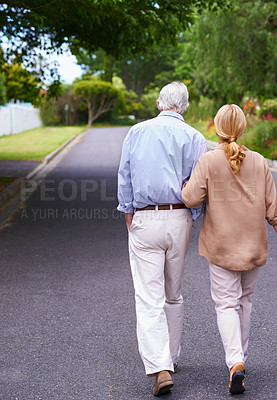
[125,213,134,231]
[274,224,277,233]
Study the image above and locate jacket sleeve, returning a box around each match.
[182,155,207,208]
[264,159,277,226]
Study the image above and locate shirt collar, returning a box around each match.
[158,110,184,122]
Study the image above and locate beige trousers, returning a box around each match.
[129,208,193,375]
[209,263,259,370]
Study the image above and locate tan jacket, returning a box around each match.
[182,144,277,271]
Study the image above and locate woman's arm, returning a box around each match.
[264,159,277,227]
[181,156,207,208]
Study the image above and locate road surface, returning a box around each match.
[0,127,276,399]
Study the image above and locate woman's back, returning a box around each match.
[182,144,277,270]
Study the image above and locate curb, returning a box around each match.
[0,132,84,209]
[0,177,22,209]
[207,140,277,171]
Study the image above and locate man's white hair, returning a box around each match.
[157,81,189,114]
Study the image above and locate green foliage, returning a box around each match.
[73,80,120,126]
[174,38,195,84]
[185,97,217,123]
[40,99,61,126]
[112,75,138,116]
[47,80,63,100]
[136,87,160,120]
[40,86,82,126]
[122,90,138,116]
[0,73,6,105]
[115,43,181,100]
[0,1,233,61]
[1,62,42,106]
[72,42,182,101]
[183,0,277,103]
[259,99,277,119]
[112,116,137,126]
[240,120,277,160]
[72,48,105,76]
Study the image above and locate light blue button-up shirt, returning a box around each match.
[117,111,207,220]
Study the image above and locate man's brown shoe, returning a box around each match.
[173,363,178,373]
[229,362,245,394]
[153,370,174,396]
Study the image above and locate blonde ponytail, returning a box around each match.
[223,141,246,174]
[214,104,247,174]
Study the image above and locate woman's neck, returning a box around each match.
[218,136,225,144]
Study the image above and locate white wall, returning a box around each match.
[0,103,42,136]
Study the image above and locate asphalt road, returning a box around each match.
[0,127,276,400]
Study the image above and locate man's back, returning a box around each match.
[118,110,206,211]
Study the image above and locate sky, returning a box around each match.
[1,36,83,84]
[50,50,83,84]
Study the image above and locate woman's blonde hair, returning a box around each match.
[214,104,247,174]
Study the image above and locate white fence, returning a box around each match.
[0,102,42,136]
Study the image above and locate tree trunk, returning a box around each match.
[87,100,93,127]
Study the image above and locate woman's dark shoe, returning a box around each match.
[229,362,245,394]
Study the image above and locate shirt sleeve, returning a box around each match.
[191,135,207,171]
[182,155,207,208]
[117,131,134,213]
[264,159,277,226]
[187,135,207,219]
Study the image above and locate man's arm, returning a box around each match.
[117,132,134,229]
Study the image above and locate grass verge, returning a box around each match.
[0,126,86,161]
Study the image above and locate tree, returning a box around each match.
[0,46,7,104]
[0,1,233,60]
[115,43,182,101]
[73,80,120,126]
[0,73,6,104]
[40,85,81,126]
[1,61,42,105]
[180,0,277,103]
[73,42,183,101]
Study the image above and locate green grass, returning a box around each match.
[0,126,86,161]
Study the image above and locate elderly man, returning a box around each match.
[117,81,206,396]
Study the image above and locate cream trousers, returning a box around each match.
[209,263,259,370]
[129,208,193,375]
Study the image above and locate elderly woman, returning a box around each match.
[182,104,277,394]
